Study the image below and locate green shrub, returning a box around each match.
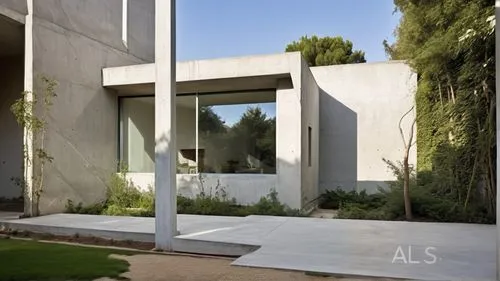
[319,188,385,210]
[328,159,495,224]
[106,173,142,208]
[66,169,303,218]
[65,200,105,215]
[245,189,303,216]
[177,194,243,216]
[337,205,388,220]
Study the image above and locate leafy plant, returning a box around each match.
[11,76,58,216]
[386,0,496,220]
[324,159,494,224]
[66,172,302,218]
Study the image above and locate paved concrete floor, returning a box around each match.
[0,214,495,280]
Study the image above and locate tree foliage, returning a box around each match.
[286,35,366,66]
[386,0,495,218]
[232,107,276,168]
[199,106,276,173]
[199,106,226,134]
[11,76,58,217]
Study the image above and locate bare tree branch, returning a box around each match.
[408,118,417,148]
[399,106,415,146]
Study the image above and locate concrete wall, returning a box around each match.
[0,55,24,199]
[30,0,154,214]
[33,0,154,62]
[128,0,154,62]
[300,57,320,208]
[275,56,302,209]
[0,1,28,16]
[311,61,417,194]
[127,172,275,205]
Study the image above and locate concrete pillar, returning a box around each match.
[276,78,302,209]
[24,0,34,216]
[496,1,499,278]
[154,0,177,251]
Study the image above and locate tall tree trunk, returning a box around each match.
[399,106,416,221]
[403,147,412,220]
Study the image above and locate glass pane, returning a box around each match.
[176,95,197,174]
[198,93,276,174]
[121,97,155,173]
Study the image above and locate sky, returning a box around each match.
[176,0,401,125]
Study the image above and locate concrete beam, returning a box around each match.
[154,0,177,250]
[102,53,298,86]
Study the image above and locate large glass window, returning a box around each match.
[121,97,155,173]
[198,96,276,174]
[119,91,276,174]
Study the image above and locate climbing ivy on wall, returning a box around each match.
[384,0,496,219]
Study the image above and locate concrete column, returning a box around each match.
[154,0,177,251]
[24,0,34,216]
[276,78,302,209]
[496,1,499,278]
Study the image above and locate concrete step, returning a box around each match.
[0,219,259,257]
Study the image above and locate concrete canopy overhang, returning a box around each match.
[102,53,299,102]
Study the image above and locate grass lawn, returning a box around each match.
[0,237,135,281]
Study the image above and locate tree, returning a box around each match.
[199,106,226,134]
[230,107,276,170]
[386,0,495,217]
[286,35,366,66]
[399,106,417,221]
[11,76,58,217]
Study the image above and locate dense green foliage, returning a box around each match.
[199,106,226,134]
[286,35,366,66]
[320,160,494,223]
[0,238,132,280]
[384,0,496,219]
[66,173,303,218]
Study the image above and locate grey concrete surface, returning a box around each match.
[232,217,495,281]
[29,0,153,214]
[311,62,417,194]
[0,214,494,280]
[0,1,27,17]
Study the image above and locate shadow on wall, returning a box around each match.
[318,88,358,194]
[0,56,24,200]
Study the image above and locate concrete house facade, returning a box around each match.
[0,0,416,215]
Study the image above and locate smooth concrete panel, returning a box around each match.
[0,1,28,16]
[318,89,357,192]
[127,173,276,206]
[128,0,154,62]
[33,0,125,54]
[0,55,23,198]
[31,16,147,214]
[276,79,301,209]
[299,57,320,207]
[103,52,304,87]
[311,61,417,194]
